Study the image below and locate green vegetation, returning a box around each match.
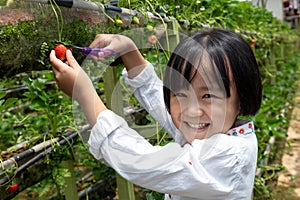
[0,0,299,199]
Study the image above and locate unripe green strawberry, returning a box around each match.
[146,24,154,31]
[115,19,123,27]
[132,16,139,24]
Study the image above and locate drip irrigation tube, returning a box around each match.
[24,0,99,10]
[255,136,276,177]
[78,177,116,200]
[0,81,56,99]
[0,124,90,185]
[22,0,259,39]
[23,0,172,22]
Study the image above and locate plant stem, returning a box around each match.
[49,0,64,41]
[145,0,170,57]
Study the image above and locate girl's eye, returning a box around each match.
[174,92,187,98]
[203,94,214,99]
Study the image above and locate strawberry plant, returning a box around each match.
[22,75,74,136]
[0,92,17,113]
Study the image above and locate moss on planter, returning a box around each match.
[0,18,99,78]
[0,6,141,79]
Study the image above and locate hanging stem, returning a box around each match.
[99,5,115,23]
[49,0,64,41]
[145,0,170,58]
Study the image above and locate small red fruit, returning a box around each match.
[148,35,157,44]
[7,183,18,193]
[54,44,71,61]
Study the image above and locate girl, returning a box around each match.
[50,28,262,199]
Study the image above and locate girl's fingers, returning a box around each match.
[52,66,59,76]
[50,50,65,71]
[65,50,79,69]
[50,50,74,74]
[89,34,108,48]
[52,67,63,85]
[50,50,78,71]
[88,50,109,62]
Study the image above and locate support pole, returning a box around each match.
[61,160,79,200]
[103,67,135,200]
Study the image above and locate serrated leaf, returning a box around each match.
[30,98,46,110]
[0,92,6,99]
[3,98,17,108]
[0,98,17,112]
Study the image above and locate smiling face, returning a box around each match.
[164,29,262,143]
[169,64,240,143]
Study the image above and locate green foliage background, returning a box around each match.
[0,0,300,199]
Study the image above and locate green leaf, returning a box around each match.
[0,91,6,99]
[3,98,17,108]
[30,98,46,110]
[0,98,17,112]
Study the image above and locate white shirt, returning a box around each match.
[88,62,258,200]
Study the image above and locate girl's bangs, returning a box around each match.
[165,51,228,95]
[166,56,197,92]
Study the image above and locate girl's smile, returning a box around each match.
[184,122,209,129]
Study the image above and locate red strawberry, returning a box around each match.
[7,183,18,193]
[54,44,72,61]
[148,35,157,44]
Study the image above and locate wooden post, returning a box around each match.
[168,17,180,52]
[103,67,136,200]
[61,160,79,200]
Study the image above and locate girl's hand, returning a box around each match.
[50,49,95,103]
[50,49,78,97]
[89,34,137,60]
[50,49,106,126]
[89,34,147,78]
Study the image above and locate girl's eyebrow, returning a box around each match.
[196,86,223,93]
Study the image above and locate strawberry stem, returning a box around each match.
[49,0,64,42]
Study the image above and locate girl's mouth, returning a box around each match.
[181,122,211,141]
[185,122,210,129]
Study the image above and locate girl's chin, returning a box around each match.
[182,126,210,141]
[182,131,208,143]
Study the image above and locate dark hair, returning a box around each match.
[163,29,262,116]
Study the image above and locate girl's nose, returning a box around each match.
[185,99,204,117]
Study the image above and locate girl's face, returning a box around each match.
[169,66,240,143]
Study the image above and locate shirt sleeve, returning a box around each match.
[88,110,255,199]
[122,62,186,145]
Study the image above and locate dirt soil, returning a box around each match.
[0,6,106,26]
[273,88,300,199]
[0,8,34,25]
